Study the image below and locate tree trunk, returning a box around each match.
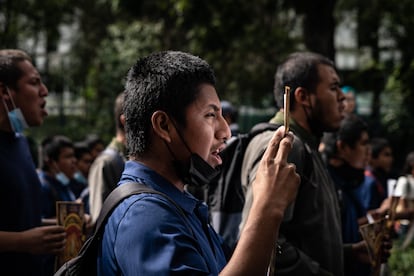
[298,0,337,61]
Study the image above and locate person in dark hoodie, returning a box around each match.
[322,114,391,276]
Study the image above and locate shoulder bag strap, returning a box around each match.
[94,182,187,235]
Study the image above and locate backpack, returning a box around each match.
[54,182,187,276]
[205,122,281,250]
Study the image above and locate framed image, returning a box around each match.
[55,201,85,271]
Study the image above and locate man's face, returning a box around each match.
[90,143,105,161]
[57,147,77,179]
[340,131,370,169]
[172,84,231,169]
[76,152,93,177]
[310,64,345,132]
[343,92,356,114]
[371,146,393,173]
[10,60,48,127]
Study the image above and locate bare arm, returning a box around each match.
[0,225,66,255]
[220,127,300,275]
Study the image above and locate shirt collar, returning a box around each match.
[119,161,199,215]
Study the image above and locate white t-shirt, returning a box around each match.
[394,175,414,199]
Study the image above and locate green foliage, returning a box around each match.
[5,0,414,166]
[79,20,163,138]
[388,238,414,275]
[113,0,299,106]
[28,115,95,146]
[382,66,406,133]
[190,1,298,105]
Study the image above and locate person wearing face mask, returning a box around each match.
[38,135,78,219]
[37,135,79,275]
[73,142,92,193]
[321,114,384,276]
[73,141,93,213]
[0,50,66,276]
[96,51,300,275]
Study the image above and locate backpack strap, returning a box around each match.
[249,122,281,137]
[249,122,313,183]
[101,147,125,168]
[248,122,282,166]
[54,182,190,275]
[94,182,187,235]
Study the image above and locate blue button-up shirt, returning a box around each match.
[98,161,227,275]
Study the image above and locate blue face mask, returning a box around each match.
[8,108,28,133]
[56,172,70,186]
[73,171,87,184]
[2,87,28,133]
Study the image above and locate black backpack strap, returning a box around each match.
[248,122,282,167]
[94,182,187,236]
[54,182,190,275]
[249,122,281,136]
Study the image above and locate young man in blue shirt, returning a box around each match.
[98,51,300,275]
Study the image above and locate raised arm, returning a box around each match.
[220,126,300,275]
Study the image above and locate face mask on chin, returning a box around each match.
[167,118,221,187]
[173,153,220,187]
[56,172,71,186]
[2,87,29,133]
[53,161,72,186]
[8,108,28,133]
[73,171,87,184]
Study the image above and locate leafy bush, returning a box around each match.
[388,236,414,275]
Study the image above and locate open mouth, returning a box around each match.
[211,147,224,165]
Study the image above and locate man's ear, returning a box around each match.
[0,82,13,102]
[120,114,126,128]
[336,140,349,156]
[294,87,312,108]
[151,111,172,142]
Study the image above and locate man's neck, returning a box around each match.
[132,157,186,192]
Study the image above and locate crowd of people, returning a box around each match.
[0,48,413,276]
